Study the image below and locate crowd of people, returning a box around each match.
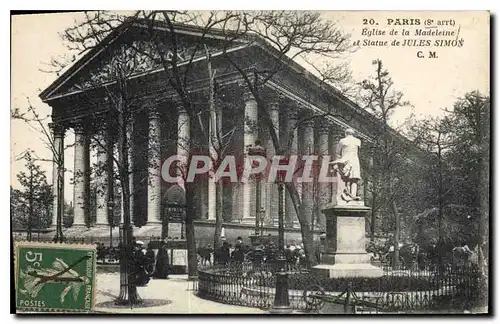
[95,242,120,263]
[197,236,308,267]
[95,239,169,286]
[366,236,482,270]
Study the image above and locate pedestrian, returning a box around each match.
[285,245,293,264]
[265,241,277,263]
[145,244,156,275]
[215,242,230,266]
[154,242,170,279]
[235,236,243,249]
[250,245,265,266]
[132,240,150,286]
[204,245,213,265]
[231,246,245,263]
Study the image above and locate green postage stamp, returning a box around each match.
[14,242,97,313]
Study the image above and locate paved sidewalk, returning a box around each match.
[94,273,266,314]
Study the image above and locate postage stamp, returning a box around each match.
[14,242,97,313]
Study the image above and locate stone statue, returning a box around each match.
[331,128,361,203]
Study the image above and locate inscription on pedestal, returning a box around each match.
[314,204,383,278]
[336,216,365,254]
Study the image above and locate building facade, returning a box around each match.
[40,19,397,237]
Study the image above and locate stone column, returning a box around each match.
[147,108,162,224]
[172,103,190,233]
[128,118,135,225]
[177,104,190,183]
[95,135,108,225]
[50,123,65,228]
[267,100,280,226]
[207,104,220,221]
[106,124,116,226]
[301,118,315,229]
[242,89,258,223]
[73,123,90,227]
[285,107,298,228]
[316,121,330,230]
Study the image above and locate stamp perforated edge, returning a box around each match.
[14,241,98,313]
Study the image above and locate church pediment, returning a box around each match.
[40,22,244,102]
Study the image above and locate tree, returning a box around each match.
[15,151,53,240]
[405,91,489,280]
[113,10,352,266]
[213,11,353,266]
[63,201,74,228]
[12,100,68,242]
[357,59,411,269]
[11,186,26,229]
[410,117,454,250]
[46,10,355,269]
[446,92,490,274]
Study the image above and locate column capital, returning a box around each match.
[287,107,298,120]
[72,117,92,135]
[301,117,315,129]
[318,120,331,134]
[269,100,281,112]
[149,106,160,120]
[242,89,255,103]
[178,106,189,116]
[49,122,66,136]
[74,123,86,135]
[172,98,188,115]
[330,124,346,137]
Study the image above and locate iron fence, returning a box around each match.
[12,234,163,246]
[195,262,482,313]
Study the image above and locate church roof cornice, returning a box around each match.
[39,16,418,154]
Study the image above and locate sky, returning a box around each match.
[10,11,490,202]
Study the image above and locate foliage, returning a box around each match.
[51,10,356,268]
[406,92,489,267]
[63,201,74,228]
[357,59,412,236]
[410,205,479,248]
[12,151,53,233]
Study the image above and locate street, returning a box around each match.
[94,273,266,314]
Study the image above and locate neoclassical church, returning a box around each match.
[39,17,410,239]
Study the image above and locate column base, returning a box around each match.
[269,305,293,314]
[145,220,162,225]
[312,263,384,278]
[240,217,256,225]
[321,252,371,264]
[94,222,109,226]
[71,223,88,227]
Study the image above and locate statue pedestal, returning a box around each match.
[312,203,383,278]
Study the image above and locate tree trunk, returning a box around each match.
[185,181,198,279]
[285,182,315,267]
[392,200,400,270]
[115,98,141,306]
[370,191,377,238]
[28,170,33,242]
[213,183,223,249]
[56,163,64,242]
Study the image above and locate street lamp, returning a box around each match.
[115,195,141,306]
[270,156,291,314]
[107,200,114,248]
[259,207,265,238]
[247,140,266,239]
